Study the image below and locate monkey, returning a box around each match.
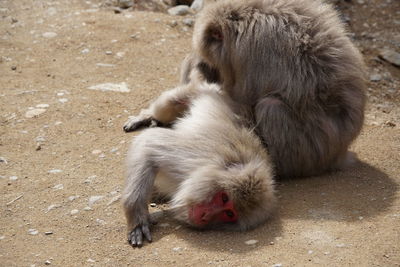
[122,84,276,247]
[124,0,366,178]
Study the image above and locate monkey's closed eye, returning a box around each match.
[225,210,234,218]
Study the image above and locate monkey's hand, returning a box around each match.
[127,221,152,247]
[123,115,161,132]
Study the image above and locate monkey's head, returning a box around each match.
[170,157,276,231]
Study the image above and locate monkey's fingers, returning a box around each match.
[123,116,153,132]
[141,224,152,242]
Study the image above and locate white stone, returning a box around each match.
[191,0,204,11]
[58,98,68,103]
[28,229,39,235]
[42,32,57,38]
[9,176,18,181]
[81,48,90,54]
[96,63,115,68]
[25,108,46,118]
[68,195,79,201]
[88,195,104,206]
[168,5,191,16]
[49,169,63,174]
[92,150,102,154]
[53,184,64,190]
[36,104,49,108]
[88,82,130,93]
[47,204,61,212]
[245,239,258,245]
[70,209,79,215]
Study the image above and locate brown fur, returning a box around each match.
[124,0,366,178]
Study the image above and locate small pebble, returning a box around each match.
[47,204,61,212]
[370,74,382,82]
[272,264,282,267]
[45,231,53,235]
[49,169,62,174]
[11,66,17,70]
[168,5,191,16]
[25,108,46,118]
[92,150,102,155]
[87,259,96,263]
[336,243,346,248]
[68,195,79,201]
[172,247,182,252]
[58,98,68,103]
[36,104,49,108]
[70,209,79,215]
[105,51,112,55]
[53,184,64,190]
[44,260,51,265]
[42,32,57,38]
[28,229,39,235]
[245,239,258,245]
[88,195,104,206]
[308,250,313,254]
[182,18,194,27]
[0,235,5,240]
[0,157,8,164]
[83,206,92,211]
[150,203,157,207]
[9,176,18,181]
[81,48,90,54]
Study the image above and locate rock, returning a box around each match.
[0,157,8,164]
[44,260,51,265]
[81,48,90,54]
[83,206,92,211]
[28,229,39,235]
[96,219,106,225]
[70,209,79,215]
[45,231,53,235]
[0,235,5,240]
[25,108,46,118]
[84,175,97,184]
[53,184,64,190]
[245,239,258,245]
[9,176,18,181]
[118,0,133,9]
[47,204,61,212]
[168,5,191,16]
[11,66,17,70]
[88,195,104,206]
[190,0,203,11]
[92,149,102,155]
[49,169,63,174]
[110,147,118,153]
[96,63,115,68]
[105,51,113,55]
[68,195,79,201]
[379,49,400,67]
[36,136,46,142]
[87,258,96,263]
[42,32,57,38]
[150,203,157,207]
[172,247,183,252]
[36,103,49,108]
[182,18,194,27]
[58,98,68,103]
[370,74,382,82]
[88,82,130,92]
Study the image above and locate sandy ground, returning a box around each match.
[0,0,399,266]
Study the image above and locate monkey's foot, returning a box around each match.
[123,115,159,132]
[127,223,152,247]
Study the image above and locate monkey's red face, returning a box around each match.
[189,191,238,227]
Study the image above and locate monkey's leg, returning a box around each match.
[122,137,158,247]
[254,97,340,177]
[123,84,197,132]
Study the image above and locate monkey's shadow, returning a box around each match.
[160,161,397,253]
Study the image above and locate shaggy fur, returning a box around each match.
[124,0,366,178]
[123,85,276,245]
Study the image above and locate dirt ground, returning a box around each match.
[1,0,399,266]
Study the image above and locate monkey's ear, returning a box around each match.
[205,25,223,43]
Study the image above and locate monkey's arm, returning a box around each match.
[123,84,197,132]
[122,138,158,247]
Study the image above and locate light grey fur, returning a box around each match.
[122,85,276,247]
[124,0,366,178]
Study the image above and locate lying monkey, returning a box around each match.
[122,84,276,247]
